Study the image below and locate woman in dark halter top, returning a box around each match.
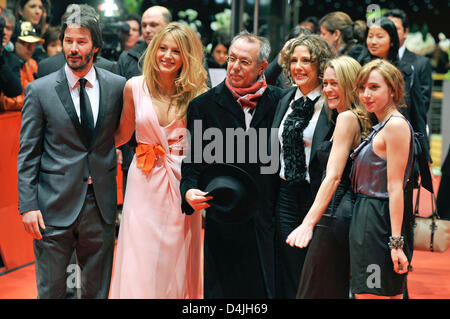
[350,59,415,299]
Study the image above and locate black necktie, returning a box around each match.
[78,78,94,145]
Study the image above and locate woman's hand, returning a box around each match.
[286,221,314,248]
[391,248,409,274]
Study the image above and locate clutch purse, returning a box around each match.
[413,180,450,253]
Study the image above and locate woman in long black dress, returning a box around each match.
[350,59,414,298]
[286,56,371,298]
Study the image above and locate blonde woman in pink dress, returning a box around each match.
[110,22,208,299]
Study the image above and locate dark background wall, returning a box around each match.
[25,0,450,49]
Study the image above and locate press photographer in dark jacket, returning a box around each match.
[0,8,22,101]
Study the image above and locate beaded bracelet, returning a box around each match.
[388,236,404,249]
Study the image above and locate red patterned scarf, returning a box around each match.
[225,74,268,109]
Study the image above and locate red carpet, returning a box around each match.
[1,178,449,299]
[1,249,449,299]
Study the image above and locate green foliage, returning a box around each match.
[178,9,202,37]
[123,0,143,14]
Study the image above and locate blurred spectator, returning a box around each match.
[14,0,50,63]
[123,14,141,51]
[353,20,367,45]
[0,21,42,111]
[0,7,22,104]
[42,26,61,57]
[14,0,44,32]
[116,6,172,80]
[299,16,319,34]
[432,33,450,74]
[319,11,363,56]
[207,32,230,68]
[206,32,230,87]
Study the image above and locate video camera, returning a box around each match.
[101,17,130,61]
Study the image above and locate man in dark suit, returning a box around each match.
[384,9,433,115]
[17,4,125,299]
[180,31,283,298]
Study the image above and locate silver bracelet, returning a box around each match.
[388,236,404,249]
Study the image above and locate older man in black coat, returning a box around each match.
[180,31,284,298]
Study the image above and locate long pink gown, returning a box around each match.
[109,76,203,299]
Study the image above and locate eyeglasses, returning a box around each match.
[226,55,253,67]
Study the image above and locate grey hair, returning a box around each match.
[0,8,15,26]
[231,30,271,64]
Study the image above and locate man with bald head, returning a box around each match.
[117,5,171,80]
[115,6,172,204]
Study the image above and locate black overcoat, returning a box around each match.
[180,81,284,298]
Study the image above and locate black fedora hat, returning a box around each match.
[198,163,259,223]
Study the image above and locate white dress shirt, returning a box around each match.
[278,86,324,182]
[64,64,100,126]
[398,43,406,60]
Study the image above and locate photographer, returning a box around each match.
[123,14,141,52]
[0,20,42,111]
[0,8,22,105]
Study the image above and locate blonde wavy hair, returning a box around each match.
[141,22,208,119]
[324,56,372,138]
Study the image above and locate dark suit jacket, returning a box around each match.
[401,48,433,113]
[271,86,334,198]
[0,50,22,97]
[35,52,116,79]
[180,81,284,298]
[116,40,147,80]
[398,61,431,161]
[17,66,126,227]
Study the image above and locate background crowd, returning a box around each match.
[1,0,449,300]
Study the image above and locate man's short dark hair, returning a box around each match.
[59,4,103,61]
[383,9,409,30]
[125,13,141,34]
